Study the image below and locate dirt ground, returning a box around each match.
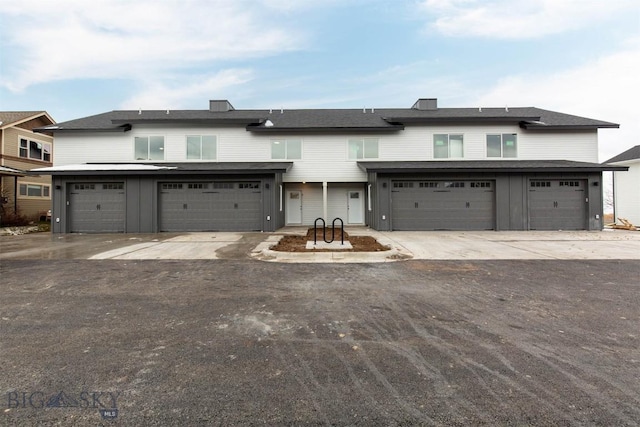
[271,228,389,252]
[1,259,639,426]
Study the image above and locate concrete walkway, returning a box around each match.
[2,228,639,262]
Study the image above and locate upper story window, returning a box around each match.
[187,135,217,160]
[20,138,51,162]
[271,139,302,160]
[433,134,463,159]
[487,134,517,158]
[135,136,164,160]
[348,138,378,159]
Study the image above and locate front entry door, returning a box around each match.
[347,191,363,224]
[287,191,302,224]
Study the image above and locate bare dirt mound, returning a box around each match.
[270,228,389,252]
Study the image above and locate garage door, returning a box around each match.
[69,183,126,233]
[529,179,587,230]
[392,180,495,230]
[159,181,262,231]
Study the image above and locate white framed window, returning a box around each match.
[19,138,51,162]
[348,138,378,159]
[186,135,217,160]
[271,139,302,160]
[134,136,165,160]
[433,134,463,159]
[487,134,517,158]
[18,183,51,198]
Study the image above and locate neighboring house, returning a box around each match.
[33,98,624,234]
[0,111,56,221]
[605,145,640,225]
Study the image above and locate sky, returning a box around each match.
[0,0,638,162]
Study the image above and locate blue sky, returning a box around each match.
[1,0,638,161]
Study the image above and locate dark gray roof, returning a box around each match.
[381,107,619,129]
[358,160,628,173]
[605,145,640,163]
[34,102,618,134]
[247,109,403,132]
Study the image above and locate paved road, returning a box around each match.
[1,258,639,425]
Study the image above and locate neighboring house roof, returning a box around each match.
[605,145,640,163]
[30,162,294,176]
[34,100,619,134]
[0,111,55,128]
[0,165,27,177]
[357,160,628,173]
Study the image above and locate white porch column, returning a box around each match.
[322,181,328,222]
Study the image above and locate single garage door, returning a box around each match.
[159,181,262,231]
[69,183,126,233]
[529,179,587,230]
[392,180,495,230]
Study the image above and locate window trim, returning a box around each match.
[186,135,218,161]
[18,182,51,199]
[270,139,302,160]
[486,133,518,158]
[348,137,379,160]
[19,137,52,162]
[433,133,464,159]
[134,135,165,161]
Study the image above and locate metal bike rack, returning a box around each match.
[313,217,344,245]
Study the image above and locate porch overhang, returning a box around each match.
[30,162,294,176]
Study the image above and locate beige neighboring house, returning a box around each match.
[0,111,56,222]
[606,145,640,226]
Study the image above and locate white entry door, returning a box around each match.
[347,191,363,224]
[287,191,302,224]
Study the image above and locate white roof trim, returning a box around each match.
[0,165,26,175]
[31,164,178,172]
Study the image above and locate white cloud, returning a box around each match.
[0,0,305,91]
[472,40,640,162]
[420,0,638,39]
[119,69,254,110]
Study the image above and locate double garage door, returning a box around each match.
[159,181,262,231]
[392,180,495,230]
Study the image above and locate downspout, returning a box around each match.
[13,176,18,214]
[322,181,328,222]
[611,171,616,223]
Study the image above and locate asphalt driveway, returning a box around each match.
[1,258,639,425]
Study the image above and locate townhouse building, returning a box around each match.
[33,98,624,233]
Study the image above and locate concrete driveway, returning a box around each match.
[1,228,639,261]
